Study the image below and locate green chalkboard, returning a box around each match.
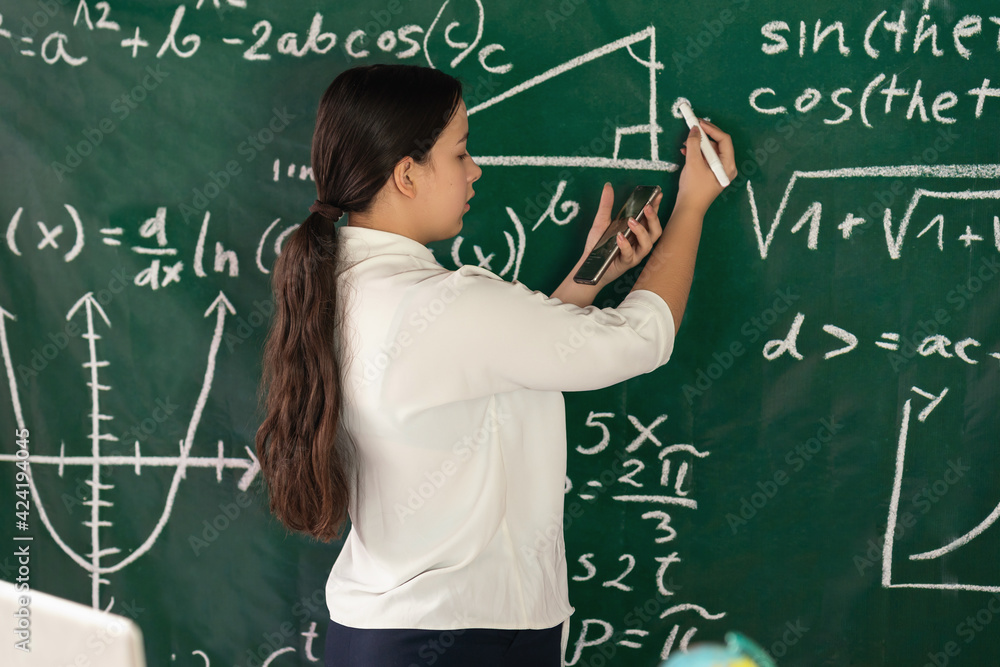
[2,0,999,665]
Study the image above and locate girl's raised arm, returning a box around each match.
[631,119,737,333]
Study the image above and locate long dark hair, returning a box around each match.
[255,65,464,541]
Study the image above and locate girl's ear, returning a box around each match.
[392,157,419,200]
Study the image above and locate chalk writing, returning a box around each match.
[746,164,1000,259]
[567,410,723,662]
[752,4,1000,127]
[3,0,511,75]
[762,311,1000,367]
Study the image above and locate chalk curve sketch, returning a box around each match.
[908,500,1000,562]
[0,291,261,609]
[882,386,1000,593]
[466,26,678,173]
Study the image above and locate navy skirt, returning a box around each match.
[324,619,562,667]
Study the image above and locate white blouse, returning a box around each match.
[325,224,675,630]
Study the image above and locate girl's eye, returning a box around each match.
[459,152,469,160]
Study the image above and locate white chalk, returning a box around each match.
[678,100,730,188]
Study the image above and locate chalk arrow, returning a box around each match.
[67,292,118,608]
[238,446,260,491]
[204,291,237,319]
[67,292,111,327]
[187,291,236,461]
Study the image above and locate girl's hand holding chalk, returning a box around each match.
[677,116,737,216]
[678,101,731,188]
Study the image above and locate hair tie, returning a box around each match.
[309,199,344,222]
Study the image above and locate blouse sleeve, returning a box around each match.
[379,264,675,414]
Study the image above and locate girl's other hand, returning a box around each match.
[581,182,664,289]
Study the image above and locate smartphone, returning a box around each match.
[573,185,661,285]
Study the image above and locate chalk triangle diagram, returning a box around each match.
[882,386,1000,593]
[467,26,678,173]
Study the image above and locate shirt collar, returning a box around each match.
[337,224,439,266]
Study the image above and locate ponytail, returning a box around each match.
[255,213,355,541]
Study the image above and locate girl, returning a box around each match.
[255,64,736,667]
